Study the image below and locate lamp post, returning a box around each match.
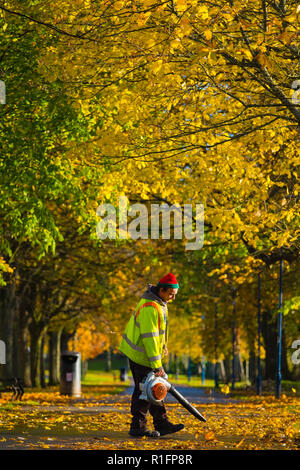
[256,272,262,395]
[201,313,205,385]
[201,356,205,385]
[214,302,219,389]
[231,288,237,390]
[276,254,283,399]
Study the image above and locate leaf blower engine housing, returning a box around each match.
[139,372,171,405]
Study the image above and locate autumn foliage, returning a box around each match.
[68,321,109,362]
[0,0,299,393]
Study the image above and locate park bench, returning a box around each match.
[0,377,24,400]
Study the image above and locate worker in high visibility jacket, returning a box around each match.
[119,273,184,438]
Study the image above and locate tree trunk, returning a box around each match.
[165,350,170,373]
[219,360,226,382]
[282,329,292,380]
[263,310,292,382]
[29,321,46,388]
[175,354,179,380]
[60,330,74,353]
[105,347,112,372]
[16,298,32,387]
[182,353,188,372]
[0,275,18,379]
[169,352,174,373]
[40,333,46,388]
[245,359,249,384]
[223,355,231,384]
[232,353,240,382]
[238,353,246,381]
[81,360,88,379]
[13,310,20,377]
[49,328,62,385]
[249,349,256,385]
[261,307,277,380]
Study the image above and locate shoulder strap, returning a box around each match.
[135,301,161,330]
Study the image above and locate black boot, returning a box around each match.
[154,420,184,436]
[129,428,160,438]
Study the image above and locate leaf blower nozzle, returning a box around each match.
[139,372,206,422]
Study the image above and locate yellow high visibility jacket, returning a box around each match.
[119,297,168,369]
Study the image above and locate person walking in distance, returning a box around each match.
[119,273,184,438]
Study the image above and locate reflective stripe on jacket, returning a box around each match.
[119,298,168,369]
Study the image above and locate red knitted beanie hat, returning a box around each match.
[157,273,179,289]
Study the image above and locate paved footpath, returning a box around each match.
[0,382,241,450]
[117,379,241,405]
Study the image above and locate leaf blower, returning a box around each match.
[139,371,206,422]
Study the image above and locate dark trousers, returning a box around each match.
[129,359,167,429]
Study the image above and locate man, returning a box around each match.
[119,273,184,438]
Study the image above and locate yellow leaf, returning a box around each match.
[198,6,209,19]
[170,38,181,52]
[255,53,270,68]
[176,0,187,11]
[235,437,245,448]
[243,49,253,60]
[221,384,230,395]
[147,39,156,49]
[55,416,65,422]
[143,0,155,6]
[203,30,213,41]
[180,19,192,36]
[204,431,216,441]
[150,59,163,74]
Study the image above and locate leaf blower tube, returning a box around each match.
[139,372,206,422]
[168,384,206,422]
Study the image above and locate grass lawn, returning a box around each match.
[84,358,300,399]
[81,369,130,396]
[82,369,130,386]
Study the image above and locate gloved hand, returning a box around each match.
[153,367,166,377]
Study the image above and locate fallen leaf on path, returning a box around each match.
[235,438,245,448]
[204,431,216,441]
[221,385,230,395]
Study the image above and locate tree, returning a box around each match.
[1,1,299,388]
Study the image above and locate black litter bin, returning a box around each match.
[120,367,128,382]
[60,351,81,397]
